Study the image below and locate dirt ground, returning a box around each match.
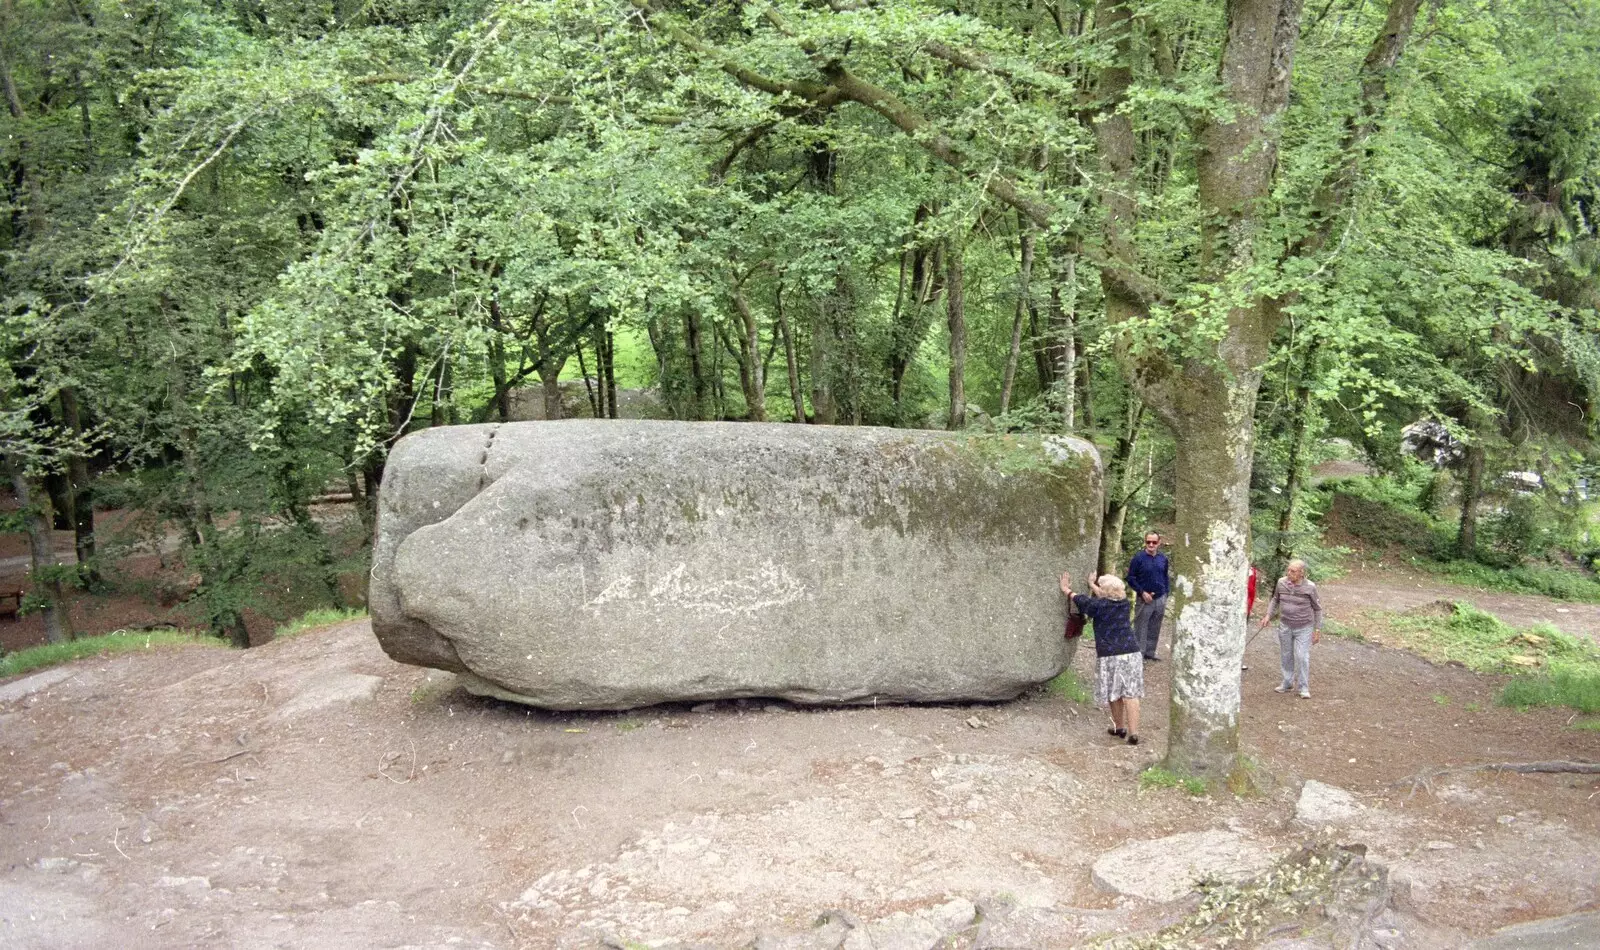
[2,564,1598,949]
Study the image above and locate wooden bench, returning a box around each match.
[0,590,23,621]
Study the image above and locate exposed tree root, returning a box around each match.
[1397,761,1600,802]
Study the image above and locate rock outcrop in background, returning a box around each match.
[371,421,1102,709]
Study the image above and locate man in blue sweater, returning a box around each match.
[1126,531,1170,662]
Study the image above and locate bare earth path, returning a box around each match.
[1,570,1597,949]
[1319,563,1600,645]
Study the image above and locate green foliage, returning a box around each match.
[273,608,370,640]
[1317,473,1600,599]
[1321,486,1448,558]
[1498,668,1600,714]
[0,629,220,678]
[1381,604,1600,674]
[1422,559,1600,603]
[1138,767,1207,797]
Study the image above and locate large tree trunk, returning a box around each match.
[6,457,74,644]
[1164,357,1268,778]
[946,237,967,430]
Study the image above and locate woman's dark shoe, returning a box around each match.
[1127,734,1141,746]
[1107,727,1127,738]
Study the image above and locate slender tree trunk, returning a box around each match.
[576,340,599,417]
[809,300,834,424]
[430,357,454,427]
[57,387,98,578]
[1054,251,1078,431]
[6,456,74,643]
[488,333,510,422]
[1099,395,1145,573]
[1273,339,1321,569]
[776,286,806,422]
[732,289,767,422]
[602,329,618,419]
[595,324,614,419]
[684,311,707,421]
[946,237,967,430]
[361,455,384,530]
[1076,332,1095,431]
[1028,300,1054,395]
[1458,440,1485,557]
[1000,221,1035,416]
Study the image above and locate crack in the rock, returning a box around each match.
[478,423,502,490]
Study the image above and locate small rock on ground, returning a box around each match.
[1295,779,1362,825]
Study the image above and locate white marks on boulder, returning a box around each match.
[583,560,809,617]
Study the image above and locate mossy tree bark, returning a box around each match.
[946,236,967,430]
[6,456,74,644]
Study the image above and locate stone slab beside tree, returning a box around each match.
[370,420,1102,710]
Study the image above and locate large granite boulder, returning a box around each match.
[370,421,1101,710]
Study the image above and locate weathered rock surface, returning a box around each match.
[268,672,385,721]
[1465,910,1600,949]
[371,420,1100,710]
[1090,830,1275,902]
[0,668,73,704]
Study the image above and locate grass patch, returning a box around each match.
[0,629,219,678]
[1379,603,1599,674]
[1139,766,1207,796]
[1322,619,1365,642]
[1431,694,1450,706]
[1369,600,1600,717]
[1572,718,1600,732]
[1498,668,1600,714]
[1416,559,1600,603]
[273,607,369,639]
[1046,670,1092,704]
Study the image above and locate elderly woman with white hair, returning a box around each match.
[1258,559,1324,698]
[1061,571,1144,745]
